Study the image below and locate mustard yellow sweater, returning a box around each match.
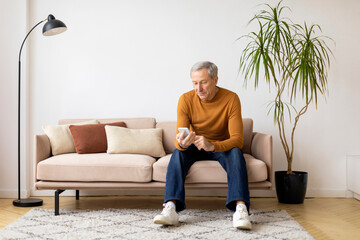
[175,87,244,152]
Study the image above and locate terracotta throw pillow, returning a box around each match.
[69,122,127,154]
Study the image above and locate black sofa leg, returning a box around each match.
[76,190,79,200]
[55,190,65,216]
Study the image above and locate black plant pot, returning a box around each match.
[275,171,308,204]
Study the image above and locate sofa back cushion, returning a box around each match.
[59,118,156,129]
[156,118,253,154]
[155,121,178,154]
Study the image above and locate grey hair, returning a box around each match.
[190,61,218,80]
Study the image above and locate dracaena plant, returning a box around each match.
[238,1,333,174]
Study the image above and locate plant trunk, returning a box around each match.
[287,157,294,174]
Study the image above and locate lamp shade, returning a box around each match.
[42,14,67,36]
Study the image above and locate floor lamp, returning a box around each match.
[13,14,67,207]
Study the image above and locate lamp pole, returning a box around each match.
[13,15,67,207]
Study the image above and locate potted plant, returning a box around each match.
[238,1,333,203]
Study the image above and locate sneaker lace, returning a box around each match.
[161,205,172,216]
[236,208,249,220]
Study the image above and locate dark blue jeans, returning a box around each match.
[164,144,250,212]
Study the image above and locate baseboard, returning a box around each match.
[253,188,352,198]
[354,193,360,201]
[252,188,351,198]
[306,189,351,198]
[347,191,360,201]
[0,189,30,198]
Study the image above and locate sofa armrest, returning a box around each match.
[34,134,51,182]
[251,132,273,185]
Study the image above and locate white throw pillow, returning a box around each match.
[42,120,98,156]
[105,126,166,157]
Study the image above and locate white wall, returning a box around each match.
[1,0,359,198]
[0,0,29,198]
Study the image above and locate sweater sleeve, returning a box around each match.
[174,94,191,151]
[212,95,244,152]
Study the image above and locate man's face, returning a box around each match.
[191,69,218,101]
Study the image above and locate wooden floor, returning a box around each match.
[1,196,360,239]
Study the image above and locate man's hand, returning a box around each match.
[176,131,196,149]
[194,136,215,152]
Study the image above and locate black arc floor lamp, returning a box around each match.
[13,14,67,207]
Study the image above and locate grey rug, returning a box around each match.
[0,208,314,240]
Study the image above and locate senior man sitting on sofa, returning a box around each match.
[153,61,252,230]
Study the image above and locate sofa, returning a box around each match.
[34,117,273,215]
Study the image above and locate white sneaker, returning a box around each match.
[233,205,252,230]
[153,205,179,225]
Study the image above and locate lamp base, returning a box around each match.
[13,198,43,207]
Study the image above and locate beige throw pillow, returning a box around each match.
[105,126,166,157]
[42,120,98,156]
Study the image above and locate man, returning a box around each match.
[153,61,251,230]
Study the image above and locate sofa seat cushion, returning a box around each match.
[152,154,267,183]
[37,153,156,183]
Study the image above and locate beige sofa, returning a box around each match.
[34,118,273,215]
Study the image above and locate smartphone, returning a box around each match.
[178,127,190,138]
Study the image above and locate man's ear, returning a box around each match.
[214,76,218,85]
